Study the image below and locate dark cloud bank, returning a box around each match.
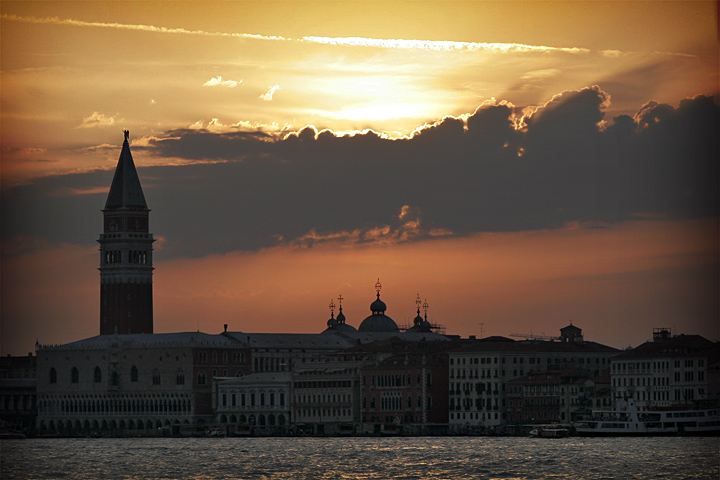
[3,86,718,259]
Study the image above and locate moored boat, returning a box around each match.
[575,398,720,436]
[529,425,570,438]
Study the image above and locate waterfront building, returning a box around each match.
[35,333,251,435]
[448,326,619,429]
[360,349,449,433]
[0,353,37,432]
[213,372,292,435]
[507,368,611,424]
[610,328,719,410]
[292,364,360,434]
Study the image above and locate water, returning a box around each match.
[1,437,718,479]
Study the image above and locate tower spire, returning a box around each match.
[105,130,148,210]
[98,131,154,335]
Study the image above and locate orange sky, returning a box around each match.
[1,1,718,354]
[4,218,717,354]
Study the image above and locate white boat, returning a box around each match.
[529,425,570,438]
[575,398,720,436]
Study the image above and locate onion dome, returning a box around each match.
[336,309,346,324]
[407,296,433,333]
[327,312,338,327]
[358,279,399,333]
[370,297,387,314]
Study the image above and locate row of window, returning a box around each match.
[220,391,287,408]
[50,366,192,386]
[197,351,246,364]
[296,393,351,405]
[294,380,352,389]
[450,398,500,410]
[363,373,432,387]
[39,395,193,415]
[450,382,500,395]
[362,395,432,410]
[451,357,609,365]
[612,359,705,373]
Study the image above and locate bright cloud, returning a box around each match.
[301,36,590,54]
[203,76,242,87]
[76,112,117,128]
[260,85,281,101]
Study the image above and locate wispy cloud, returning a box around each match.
[301,36,590,54]
[2,13,591,55]
[260,85,281,101]
[203,76,242,87]
[77,112,117,128]
[0,13,287,41]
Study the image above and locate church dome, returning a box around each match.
[370,297,387,314]
[358,313,398,332]
[358,292,399,332]
[358,280,398,333]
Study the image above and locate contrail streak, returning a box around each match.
[2,13,589,54]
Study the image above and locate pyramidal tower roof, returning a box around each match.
[104,130,148,210]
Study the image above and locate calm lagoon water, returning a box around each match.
[2,436,718,479]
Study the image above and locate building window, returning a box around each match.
[50,368,57,384]
[280,392,285,406]
[176,369,185,385]
[153,369,161,385]
[198,371,207,385]
[111,371,119,386]
[71,367,79,384]
[94,366,102,383]
[131,365,139,382]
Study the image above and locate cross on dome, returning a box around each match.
[375,278,382,297]
[329,299,336,316]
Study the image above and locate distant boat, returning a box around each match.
[0,429,26,440]
[529,425,570,438]
[575,398,720,436]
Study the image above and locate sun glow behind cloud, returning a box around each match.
[1,2,718,356]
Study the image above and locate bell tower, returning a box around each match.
[98,130,154,334]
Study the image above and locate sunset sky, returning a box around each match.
[1,1,718,355]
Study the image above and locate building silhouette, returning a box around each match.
[99,130,154,335]
[27,132,716,437]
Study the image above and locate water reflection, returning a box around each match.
[1,437,718,479]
